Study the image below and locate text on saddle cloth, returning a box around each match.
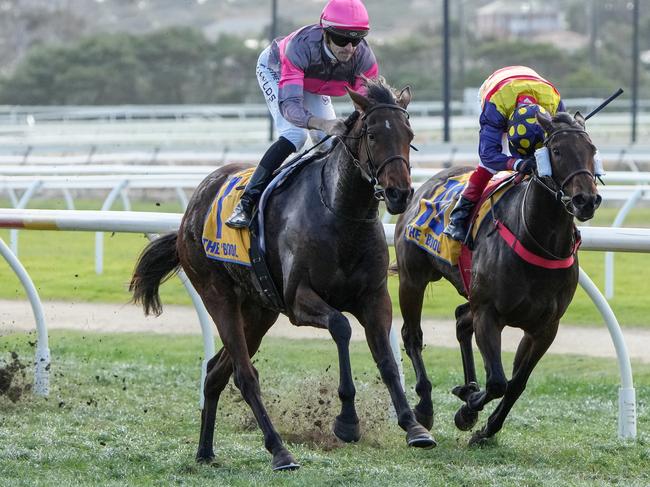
[404,172,512,266]
[202,168,255,266]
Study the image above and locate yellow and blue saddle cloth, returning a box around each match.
[404,172,510,266]
[202,168,254,266]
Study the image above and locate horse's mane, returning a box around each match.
[364,77,397,105]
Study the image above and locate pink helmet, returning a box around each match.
[320,0,370,35]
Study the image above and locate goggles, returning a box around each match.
[327,30,366,47]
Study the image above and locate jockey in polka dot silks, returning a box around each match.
[226,0,379,229]
[443,65,566,243]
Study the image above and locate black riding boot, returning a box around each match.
[225,166,274,228]
[443,196,477,243]
[225,136,296,229]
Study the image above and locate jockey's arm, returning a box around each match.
[478,115,517,172]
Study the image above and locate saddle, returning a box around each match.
[404,172,513,267]
[202,149,326,312]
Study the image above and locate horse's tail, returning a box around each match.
[388,260,399,276]
[129,232,180,316]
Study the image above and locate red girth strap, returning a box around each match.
[495,220,581,269]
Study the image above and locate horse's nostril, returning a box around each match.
[595,194,603,208]
[385,188,399,201]
[572,194,587,207]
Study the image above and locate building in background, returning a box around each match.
[476,0,564,39]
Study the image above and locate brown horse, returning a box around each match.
[130,78,435,471]
[394,111,601,444]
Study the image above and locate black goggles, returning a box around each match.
[327,31,365,47]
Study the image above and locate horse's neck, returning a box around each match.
[322,142,378,221]
[518,179,575,254]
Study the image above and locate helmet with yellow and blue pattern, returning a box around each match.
[507,104,547,157]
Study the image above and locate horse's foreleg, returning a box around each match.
[358,290,436,449]
[470,323,558,445]
[398,277,434,430]
[456,310,507,430]
[291,286,360,443]
[451,302,480,431]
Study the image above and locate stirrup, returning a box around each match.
[225,202,252,229]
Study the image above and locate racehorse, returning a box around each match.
[130,78,435,471]
[393,111,601,444]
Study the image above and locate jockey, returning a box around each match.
[226,0,379,228]
[443,65,565,242]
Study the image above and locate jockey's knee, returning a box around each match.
[279,128,308,152]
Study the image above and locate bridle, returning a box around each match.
[518,126,596,260]
[338,103,412,200]
[527,126,597,217]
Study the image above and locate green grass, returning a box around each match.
[1,199,650,326]
[0,332,648,486]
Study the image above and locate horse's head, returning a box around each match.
[536,111,602,222]
[344,79,414,214]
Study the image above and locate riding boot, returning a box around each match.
[225,136,296,229]
[225,166,274,228]
[443,166,493,242]
[443,196,477,242]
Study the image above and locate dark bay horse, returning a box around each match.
[130,78,435,471]
[394,111,601,444]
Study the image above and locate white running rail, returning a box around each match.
[0,209,643,440]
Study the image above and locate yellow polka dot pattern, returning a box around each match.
[506,103,547,158]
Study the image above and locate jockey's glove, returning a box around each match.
[514,157,537,175]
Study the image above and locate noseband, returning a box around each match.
[339,103,411,200]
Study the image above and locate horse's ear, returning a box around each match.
[346,87,370,114]
[536,110,553,134]
[396,86,412,109]
[574,110,586,128]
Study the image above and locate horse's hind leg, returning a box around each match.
[196,347,232,463]
[451,302,480,431]
[470,322,558,445]
[358,288,436,449]
[196,304,278,464]
[398,273,434,430]
[201,290,297,471]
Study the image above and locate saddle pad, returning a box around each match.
[404,172,510,266]
[202,168,254,266]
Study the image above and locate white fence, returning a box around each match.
[0,208,643,440]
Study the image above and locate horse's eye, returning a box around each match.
[368,133,376,142]
[552,148,561,156]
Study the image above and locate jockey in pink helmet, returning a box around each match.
[226,0,378,228]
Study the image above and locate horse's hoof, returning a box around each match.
[272,450,300,472]
[195,447,215,464]
[454,405,479,432]
[468,430,494,447]
[413,407,434,431]
[451,381,480,402]
[333,416,361,443]
[406,424,437,449]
